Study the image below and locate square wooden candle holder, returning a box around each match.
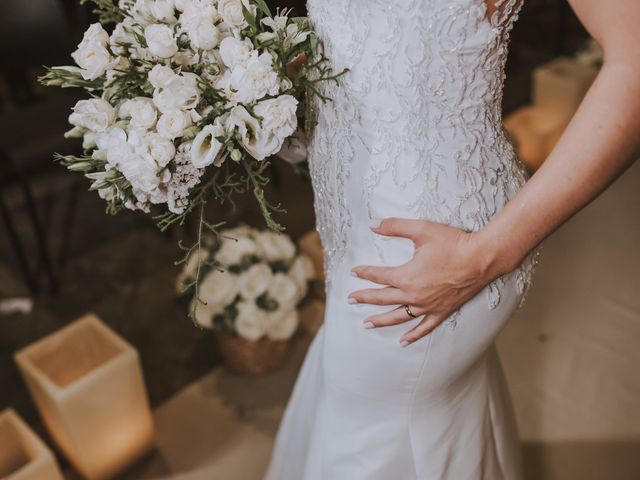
[0,409,63,480]
[14,314,155,480]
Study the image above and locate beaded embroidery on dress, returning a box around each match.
[265,1,538,479]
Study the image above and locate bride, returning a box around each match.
[266,0,640,478]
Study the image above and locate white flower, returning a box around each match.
[238,263,272,300]
[179,0,217,21]
[82,131,99,150]
[199,269,239,311]
[145,24,178,58]
[80,23,110,46]
[190,122,225,167]
[119,97,157,130]
[183,16,220,50]
[217,0,255,30]
[218,36,254,69]
[146,133,176,167]
[254,230,296,261]
[152,73,200,112]
[110,18,137,54]
[260,15,288,33]
[266,309,299,340]
[235,300,267,341]
[149,64,177,89]
[267,273,300,309]
[69,99,116,132]
[157,109,192,139]
[150,0,177,23]
[190,297,218,329]
[215,234,258,266]
[71,40,113,80]
[227,105,278,161]
[288,255,314,297]
[230,51,280,104]
[254,95,298,139]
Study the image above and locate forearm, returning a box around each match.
[478,60,640,275]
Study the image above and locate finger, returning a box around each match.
[369,217,434,241]
[399,314,444,346]
[363,304,426,329]
[348,287,405,306]
[351,265,399,286]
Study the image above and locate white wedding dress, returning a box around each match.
[265,1,540,478]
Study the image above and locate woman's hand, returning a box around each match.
[348,218,511,347]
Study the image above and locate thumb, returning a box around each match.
[370,217,429,241]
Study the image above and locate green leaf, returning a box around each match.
[253,0,272,18]
[241,4,257,30]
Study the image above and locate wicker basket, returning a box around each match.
[215,330,292,375]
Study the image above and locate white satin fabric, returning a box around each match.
[265,1,537,478]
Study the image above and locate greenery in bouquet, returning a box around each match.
[176,226,315,340]
[39,0,344,321]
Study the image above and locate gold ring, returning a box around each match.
[404,304,417,319]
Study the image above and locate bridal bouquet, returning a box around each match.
[39,0,343,320]
[176,226,315,340]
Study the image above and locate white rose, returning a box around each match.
[183,16,220,50]
[152,73,200,112]
[190,297,219,329]
[69,98,116,132]
[190,122,225,168]
[226,105,279,160]
[146,133,176,167]
[150,0,177,22]
[238,263,272,300]
[110,18,137,54]
[145,24,178,58]
[199,269,239,311]
[254,95,298,139]
[230,51,280,104]
[80,23,110,46]
[235,300,267,341]
[218,36,254,69]
[266,309,299,341]
[267,273,300,309]
[288,255,315,297]
[179,0,218,21]
[157,109,192,139]
[71,41,113,80]
[215,235,258,266]
[119,97,157,130]
[149,64,177,89]
[217,0,255,29]
[254,230,296,262]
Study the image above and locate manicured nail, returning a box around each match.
[369,218,382,229]
[350,270,359,277]
[400,340,410,348]
[348,297,357,304]
[363,321,375,329]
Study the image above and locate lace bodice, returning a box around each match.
[306,0,540,314]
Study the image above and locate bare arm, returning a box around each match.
[349,0,640,347]
[479,0,640,275]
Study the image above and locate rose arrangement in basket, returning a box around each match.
[176,225,315,340]
[39,0,343,320]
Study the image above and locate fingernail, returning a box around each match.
[369,218,382,229]
[400,340,410,348]
[350,270,359,278]
[363,321,375,329]
[348,297,358,304]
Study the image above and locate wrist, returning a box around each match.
[469,227,521,280]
